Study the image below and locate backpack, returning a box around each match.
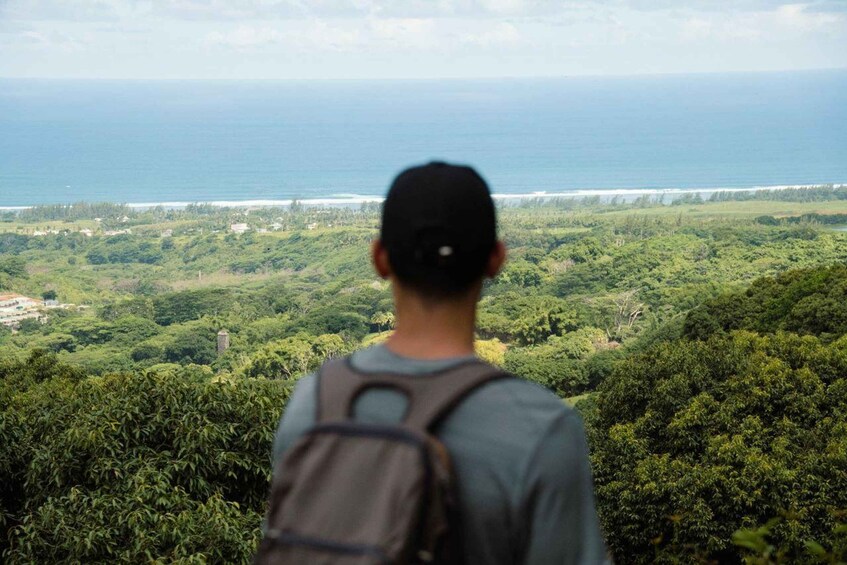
[256,356,509,565]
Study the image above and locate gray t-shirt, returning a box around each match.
[272,344,608,564]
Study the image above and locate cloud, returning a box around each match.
[462,21,522,46]
[676,2,844,42]
[679,17,713,40]
[368,17,439,49]
[618,0,831,12]
[162,0,367,21]
[201,16,526,54]
[0,0,145,22]
[471,0,557,16]
[678,14,764,41]
[204,25,286,49]
[204,21,363,52]
[305,20,363,51]
[2,28,88,50]
[775,3,844,30]
[4,0,847,23]
[156,0,564,20]
[2,0,845,79]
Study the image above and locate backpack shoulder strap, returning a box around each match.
[316,355,511,431]
[315,356,373,423]
[401,361,511,431]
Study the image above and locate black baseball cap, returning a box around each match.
[380,161,497,296]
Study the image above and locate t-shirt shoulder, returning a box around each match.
[453,376,577,440]
[287,364,575,435]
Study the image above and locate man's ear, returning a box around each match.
[485,240,506,278]
[371,239,392,279]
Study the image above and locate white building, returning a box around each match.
[230,223,249,234]
[0,293,42,327]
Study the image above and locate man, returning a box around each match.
[272,162,608,564]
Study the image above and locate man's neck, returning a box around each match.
[384,286,478,360]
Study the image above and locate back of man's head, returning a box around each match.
[380,162,497,300]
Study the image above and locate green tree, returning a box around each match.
[242,333,347,380]
[0,256,26,278]
[163,326,217,365]
[497,259,543,287]
[593,331,847,563]
[370,311,395,332]
[0,353,290,563]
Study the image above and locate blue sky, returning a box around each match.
[1,0,845,79]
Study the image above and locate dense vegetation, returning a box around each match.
[594,331,847,562]
[0,354,289,562]
[2,195,847,562]
[684,264,847,341]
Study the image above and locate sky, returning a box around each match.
[0,0,845,80]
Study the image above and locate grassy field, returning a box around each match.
[0,219,101,233]
[600,199,847,218]
[5,199,847,235]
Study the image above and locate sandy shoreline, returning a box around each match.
[1,183,844,211]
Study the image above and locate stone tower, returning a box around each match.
[217,330,230,355]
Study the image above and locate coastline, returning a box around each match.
[0,183,844,211]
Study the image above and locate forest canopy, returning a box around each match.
[2,197,847,562]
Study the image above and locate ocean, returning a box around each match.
[1,70,846,208]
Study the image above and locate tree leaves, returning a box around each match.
[594,332,847,563]
[0,353,291,563]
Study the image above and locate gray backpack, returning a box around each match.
[256,356,509,565]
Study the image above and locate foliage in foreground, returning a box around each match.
[592,331,847,563]
[0,351,291,563]
[732,517,847,564]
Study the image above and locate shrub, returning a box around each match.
[592,332,847,563]
[1,353,291,563]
